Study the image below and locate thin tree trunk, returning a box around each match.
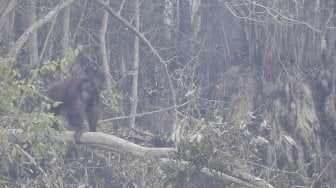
[8,0,76,59]
[26,0,38,66]
[0,0,15,53]
[0,0,15,20]
[98,0,178,143]
[129,0,140,129]
[39,16,57,61]
[100,0,113,95]
[61,6,70,58]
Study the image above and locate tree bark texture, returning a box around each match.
[129,0,140,129]
[25,0,38,66]
[100,0,113,95]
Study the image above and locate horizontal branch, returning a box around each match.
[59,131,176,157]
[3,129,175,157]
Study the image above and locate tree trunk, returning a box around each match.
[8,0,76,59]
[25,0,38,66]
[61,6,70,58]
[100,0,113,95]
[129,0,140,129]
[0,0,15,53]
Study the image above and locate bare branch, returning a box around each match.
[60,131,176,157]
[0,0,16,22]
[8,0,76,58]
[201,167,273,188]
[3,129,175,157]
[96,0,180,143]
[222,0,321,32]
[99,99,191,124]
[17,145,45,175]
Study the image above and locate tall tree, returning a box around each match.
[129,0,140,129]
[100,0,113,95]
[25,0,38,66]
[61,6,70,58]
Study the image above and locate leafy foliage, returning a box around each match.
[0,56,68,187]
[39,45,83,75]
